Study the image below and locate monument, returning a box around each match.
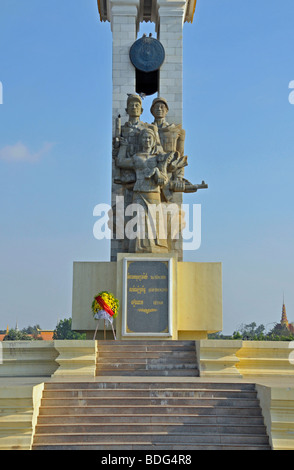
[72,0,223,340]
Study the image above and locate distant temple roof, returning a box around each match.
[38,330,54,341]
[281,302,289,328]
[97,0,197,24]
[279,300,294,334]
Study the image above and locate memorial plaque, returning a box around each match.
[122,258,172,336]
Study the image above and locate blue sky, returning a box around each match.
[0,0,293,334]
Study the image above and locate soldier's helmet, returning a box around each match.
[150,97,169,114]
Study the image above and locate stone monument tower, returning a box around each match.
[71,0,222,341]
[98,0,202,261]
[98,0,196,129]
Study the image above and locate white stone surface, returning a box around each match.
[108,0,188,260]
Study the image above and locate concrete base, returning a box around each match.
[71,254,223,340]
[1,339,294,450]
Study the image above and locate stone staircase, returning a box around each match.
[96,340,199,377]
[32,381,271,450]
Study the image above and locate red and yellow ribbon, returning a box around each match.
[95,295,115,317]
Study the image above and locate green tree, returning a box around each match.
[22,324,42,339]
[53,318,86,340]
[3,329,33,341]
[232,322,266,340]
[267,323,294,341]
[232,331,242,340]
[208,332,232,340]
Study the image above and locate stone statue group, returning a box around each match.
[112,94,207,254]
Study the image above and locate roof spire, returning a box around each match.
[281,295,289,327]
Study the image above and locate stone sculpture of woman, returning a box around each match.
[116,127,172,254]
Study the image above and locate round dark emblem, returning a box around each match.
[129,36,165,73]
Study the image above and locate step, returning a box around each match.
[36,413,265,426]
[35,422,267,435]
[32,443,271,450]
[39,396,260,407]
[96,354,196,362]
[96,364,198,372]
[97,344,196,351]
[41,388,257,399]
[98,344,195,348]
[97,349,196,356]
[98,340,196,346]
[96,361,198,369]
[38,405,264,416]
[32,431,270,445]
[44,381,256,391]
[95,370,199,376]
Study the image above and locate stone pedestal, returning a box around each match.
[71,255,222,340]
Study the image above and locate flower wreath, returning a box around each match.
[92,291,119,324]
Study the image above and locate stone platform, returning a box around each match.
[1,339,294,450]
[72,254,223,340]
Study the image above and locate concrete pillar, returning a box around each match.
[109,0,140,260]
[156,0,187,126]
[110,0,140,134]
[155,1,187,260]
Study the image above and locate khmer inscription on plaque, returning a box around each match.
[122,258,172,336]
